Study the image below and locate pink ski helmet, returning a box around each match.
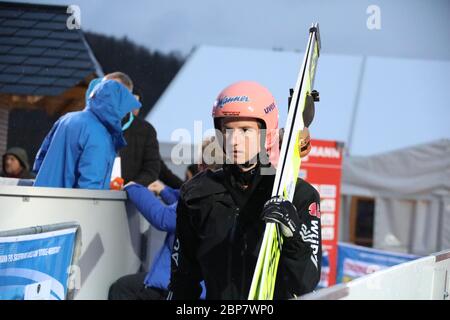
[212,81,279,166]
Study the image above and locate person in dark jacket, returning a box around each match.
[1,147,35,179]
[33,77,140,189]
[168,81,322,300]
[119,87,161,186]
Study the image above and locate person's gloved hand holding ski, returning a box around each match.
[261,196,303,239]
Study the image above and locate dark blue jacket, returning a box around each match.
[33,80,141,189]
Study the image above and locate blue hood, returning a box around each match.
[85,79,141,150]
[85,77,103,101]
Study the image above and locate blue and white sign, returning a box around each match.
[337,242,420,283]
[0,228,77,300]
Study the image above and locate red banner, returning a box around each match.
[300,139,343,286]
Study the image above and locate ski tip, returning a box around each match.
[309,23,321,54]
[309,23,317,32]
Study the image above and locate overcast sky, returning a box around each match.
[13,0,450,60]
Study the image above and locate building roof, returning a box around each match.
[0,1,103,114]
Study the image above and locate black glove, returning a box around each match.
[261,196,301,238]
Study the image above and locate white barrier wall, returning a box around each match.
[300,250,450,300]
[0,185,144,300]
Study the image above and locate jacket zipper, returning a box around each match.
[227,208,239,297]
[241,231,248,297]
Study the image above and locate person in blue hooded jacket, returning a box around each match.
[33,74,141,190]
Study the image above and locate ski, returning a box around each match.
[248,23,322,300]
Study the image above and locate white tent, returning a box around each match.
[340,139,450,255]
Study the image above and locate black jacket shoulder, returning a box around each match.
[181,168,227,203]
[293,178,320,208]
[133,116,156,130]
